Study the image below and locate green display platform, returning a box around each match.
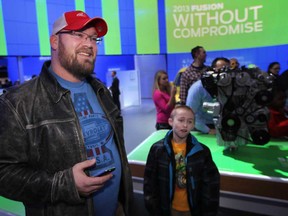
[0,196,24,216]
[128,130,288,201]
[1,130,287,215]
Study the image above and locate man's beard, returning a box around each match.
[58,40,95,80]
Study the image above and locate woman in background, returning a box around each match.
[152,70,176,130]
[267,62,281,78]
[268,89,288,138]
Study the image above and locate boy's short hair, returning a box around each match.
[170,105,195,120]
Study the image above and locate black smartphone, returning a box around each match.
[93,167,116,177]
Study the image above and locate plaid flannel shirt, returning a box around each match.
[179,64,207,104]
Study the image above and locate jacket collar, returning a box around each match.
[39,61,69,103]
[164,130,203,156]
[39,61,104,104]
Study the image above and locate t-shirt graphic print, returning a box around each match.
[74,92,114,171]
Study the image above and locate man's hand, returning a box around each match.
[171,85,177,97]
[208,129,216,135]
[72,159,113,197]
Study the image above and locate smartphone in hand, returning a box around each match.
[93,167,115,177]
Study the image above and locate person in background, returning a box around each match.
[109,70,121,110]
[268,89,288,138]
[267,61,281,78]
[277,69,288,108]
[0,10,133,216]
[13,80,20,86]
[229,58,239,70]
[2,79,12,88]
[153,70,176,130]
[179,46,208,104]
[144,105,220,216]
[186,57,230,134]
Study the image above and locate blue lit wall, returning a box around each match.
[0,0,287,85]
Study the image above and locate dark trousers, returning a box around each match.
[113,94,121,110]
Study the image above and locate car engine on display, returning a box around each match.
[202,66,275,150]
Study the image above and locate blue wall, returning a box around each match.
[3,43,288,85]
[167,44,288,80]
[1,0,287,89]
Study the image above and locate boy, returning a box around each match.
[144,105,220,216]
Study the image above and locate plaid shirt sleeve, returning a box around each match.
[180,65,204,104]
[180,71,189,104]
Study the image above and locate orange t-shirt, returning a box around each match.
[171,139,189,211]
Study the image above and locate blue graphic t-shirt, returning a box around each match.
[50,70,121,216]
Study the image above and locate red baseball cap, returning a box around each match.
[52,10,108,37]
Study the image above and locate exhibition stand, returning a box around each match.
[128,130,288,216]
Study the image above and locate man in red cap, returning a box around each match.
[0,10,133,216]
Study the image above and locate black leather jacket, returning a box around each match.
[0,61,133,216]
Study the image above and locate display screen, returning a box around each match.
[165,0,288,52]
[0,0,287,56]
